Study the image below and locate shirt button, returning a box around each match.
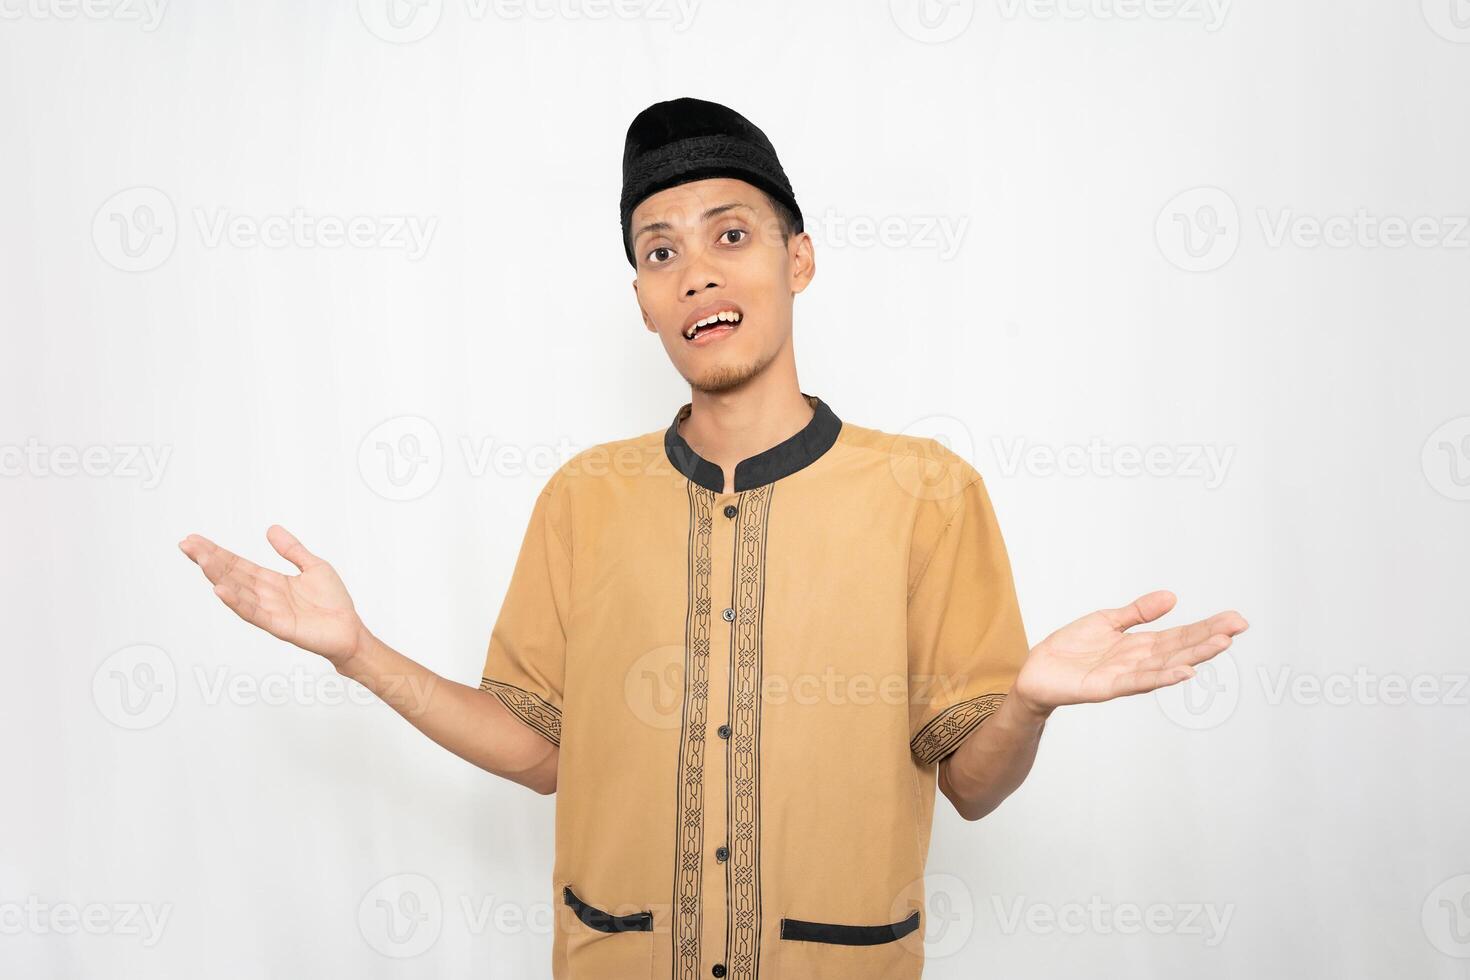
[712,966,726,978]
[721,607,735,622]
[717,724,731,739]
[715,845,728,862]
[723,504,738,518]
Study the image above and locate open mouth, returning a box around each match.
[683,307,743,344]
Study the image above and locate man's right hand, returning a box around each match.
[178,524,369,669]
[176,523,559,793]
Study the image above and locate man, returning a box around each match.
[178,97,1248,979]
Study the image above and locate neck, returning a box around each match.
[677,363,813,495]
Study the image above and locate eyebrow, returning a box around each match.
[633,202,754,244]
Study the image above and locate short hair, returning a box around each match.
[758,188,799,247]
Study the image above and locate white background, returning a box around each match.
[3,0,1468,977]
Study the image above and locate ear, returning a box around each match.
[788,232,816,295]
[632,279,657,333]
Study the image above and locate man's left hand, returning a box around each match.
[1011,590,1249,717]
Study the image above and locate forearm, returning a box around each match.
[937,690,1050,821]
[335,630,559,795]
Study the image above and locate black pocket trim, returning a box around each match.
[779,908,920,945]
[563,885,653,933]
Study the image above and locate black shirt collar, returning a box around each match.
[664,392,842,493]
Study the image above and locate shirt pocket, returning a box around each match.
[560,881,655,979]
[776,908,924,978]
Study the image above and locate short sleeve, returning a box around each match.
[907,474,1029,766]
[479,473,572,747]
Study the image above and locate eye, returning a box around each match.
[720,228,747,245]
[645,245,675,265]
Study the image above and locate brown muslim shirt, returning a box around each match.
[479,392,1030,980]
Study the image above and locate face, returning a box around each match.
[630,177,814,394]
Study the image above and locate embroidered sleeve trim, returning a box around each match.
[909,692,1007,766]
[480,677,562,746]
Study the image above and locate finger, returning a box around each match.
[1180,609,1249,638]
[266,524,322,573]
[1161,633,1234,670]
[213,574,259,623]
[178,533,217,565]
[1161,610,1251,656]
[1111,663,1197,698]
[213,573,281,634]
[1101,590,1177,632]
[180,534,266,588]
[1151,617,1217,658]
[1215,610,1249,635]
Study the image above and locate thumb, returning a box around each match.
[1104,589,1177,631]
[266,524,322,573]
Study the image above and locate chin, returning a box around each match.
[684,358,765,394]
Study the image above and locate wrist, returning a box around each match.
[1008,685,1055,724]
[334,625,380,679]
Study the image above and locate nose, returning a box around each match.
[681,246,723,297]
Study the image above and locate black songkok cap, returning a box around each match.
[620,97,803,268]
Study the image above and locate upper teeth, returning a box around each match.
[685,310,741,337]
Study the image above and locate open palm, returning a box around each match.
[178,524,366,665]
[1013,590,1248,713]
